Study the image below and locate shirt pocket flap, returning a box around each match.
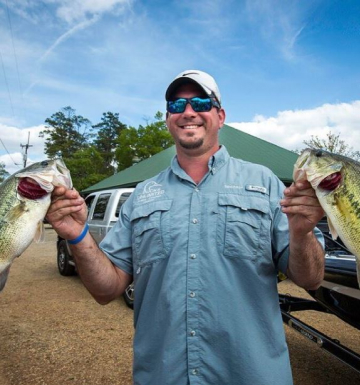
[218,194,269,228]
[131,200,172,236]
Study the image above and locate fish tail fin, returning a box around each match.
[0,266,11,292]
[34,221,45,243]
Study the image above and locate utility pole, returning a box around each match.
[20,131,33,168]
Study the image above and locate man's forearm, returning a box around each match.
[287,231,325,290]
[70,233,131,304]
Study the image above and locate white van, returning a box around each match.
[56,187,135,306]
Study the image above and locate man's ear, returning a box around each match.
[165,112,171,131]
[218,108,226,128]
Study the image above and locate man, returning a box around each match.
[46,70,325,385]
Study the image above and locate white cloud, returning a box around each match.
[228,100,360,152]
[39,16,99,63]
[54,0,132,24]
[1,0,133,24]
[0,124,48,174]
[244,0,313,61]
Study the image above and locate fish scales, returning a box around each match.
[0,176,49,263]
[294,149,360,287]
[0,159,72,291]
[325,168,360,257]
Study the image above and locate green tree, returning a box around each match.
[0,162,9,182]
[115,126,139,171]
[92,112,127,174]
[40,106,93,159]
[115,112,173,171]
[303,131,360,160]
[64,146,108,191]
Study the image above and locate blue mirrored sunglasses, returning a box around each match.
[166,97,220,114]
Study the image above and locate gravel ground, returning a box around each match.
[1,227,360,385]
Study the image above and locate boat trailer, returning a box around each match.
[279,293,360,373]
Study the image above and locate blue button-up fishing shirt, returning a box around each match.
[100,146,323,385]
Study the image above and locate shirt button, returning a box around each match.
[189,292,196,298]
[194,187,199,192]
[192,369,198,375]
[190,330,196,336]
[192,218,198,224]
[190,254,196,259]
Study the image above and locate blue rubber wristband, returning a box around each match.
[68,223,89,245]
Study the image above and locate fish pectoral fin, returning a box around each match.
[34,221,45,243]
[327,217,338,240]
[0,266,11,292]
[4,201,27,222]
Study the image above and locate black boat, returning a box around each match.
[308,226,360,331]
[279,221,360,373]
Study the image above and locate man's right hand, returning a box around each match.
[46,186,88,240]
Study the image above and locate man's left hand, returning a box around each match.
[280,181,325,236]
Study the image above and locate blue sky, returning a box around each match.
[1,0,360,174]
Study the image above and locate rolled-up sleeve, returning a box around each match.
[269,178,291,275]
[100,199,133,276]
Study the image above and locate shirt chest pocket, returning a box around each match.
[130,200,172,266]
[217,194,270,261]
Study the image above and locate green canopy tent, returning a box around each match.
[83,124,298,193]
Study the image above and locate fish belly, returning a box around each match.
[321,191,360,287]
[0,198,49,290]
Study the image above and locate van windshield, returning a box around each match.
[115,192,132,218]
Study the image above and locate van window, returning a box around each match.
[115,192,132,217]
[85,195,96,215]
[92,193,111,220]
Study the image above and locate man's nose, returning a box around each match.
[182,102,197,116]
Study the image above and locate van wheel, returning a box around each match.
[123,283,134,309]
[57,240,76,276]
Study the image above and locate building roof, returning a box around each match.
[83,124,298,193]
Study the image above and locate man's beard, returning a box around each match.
[179,138,204,150]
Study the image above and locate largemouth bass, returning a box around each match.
[294,148,360,287]
[0,159,72,291]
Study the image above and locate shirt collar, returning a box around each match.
[207,145,229,174]
[170,145,230,178]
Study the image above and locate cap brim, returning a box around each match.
[165,78,209,101]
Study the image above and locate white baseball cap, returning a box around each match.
[165,70,221,105]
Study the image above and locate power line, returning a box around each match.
[0,137,20,167]
[0,51,15,117]
[5,0,26,118]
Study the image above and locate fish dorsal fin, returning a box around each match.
[34,221,45,243]
[327,217,338,240]
[0,265,11,292]
[4,201,27,222]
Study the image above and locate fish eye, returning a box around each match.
[41,161,49,166]
[315,150,323,158]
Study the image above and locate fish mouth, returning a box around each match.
[16,158,73,192]
[318,172,342,191]
[17,178,48,200]
[53,159,73,189]
[293,150,311,182]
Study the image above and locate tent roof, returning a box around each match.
[83,124,297,193]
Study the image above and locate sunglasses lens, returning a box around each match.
[167,97,215,113]
[190,98,212,112]
[167,99,187,113]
